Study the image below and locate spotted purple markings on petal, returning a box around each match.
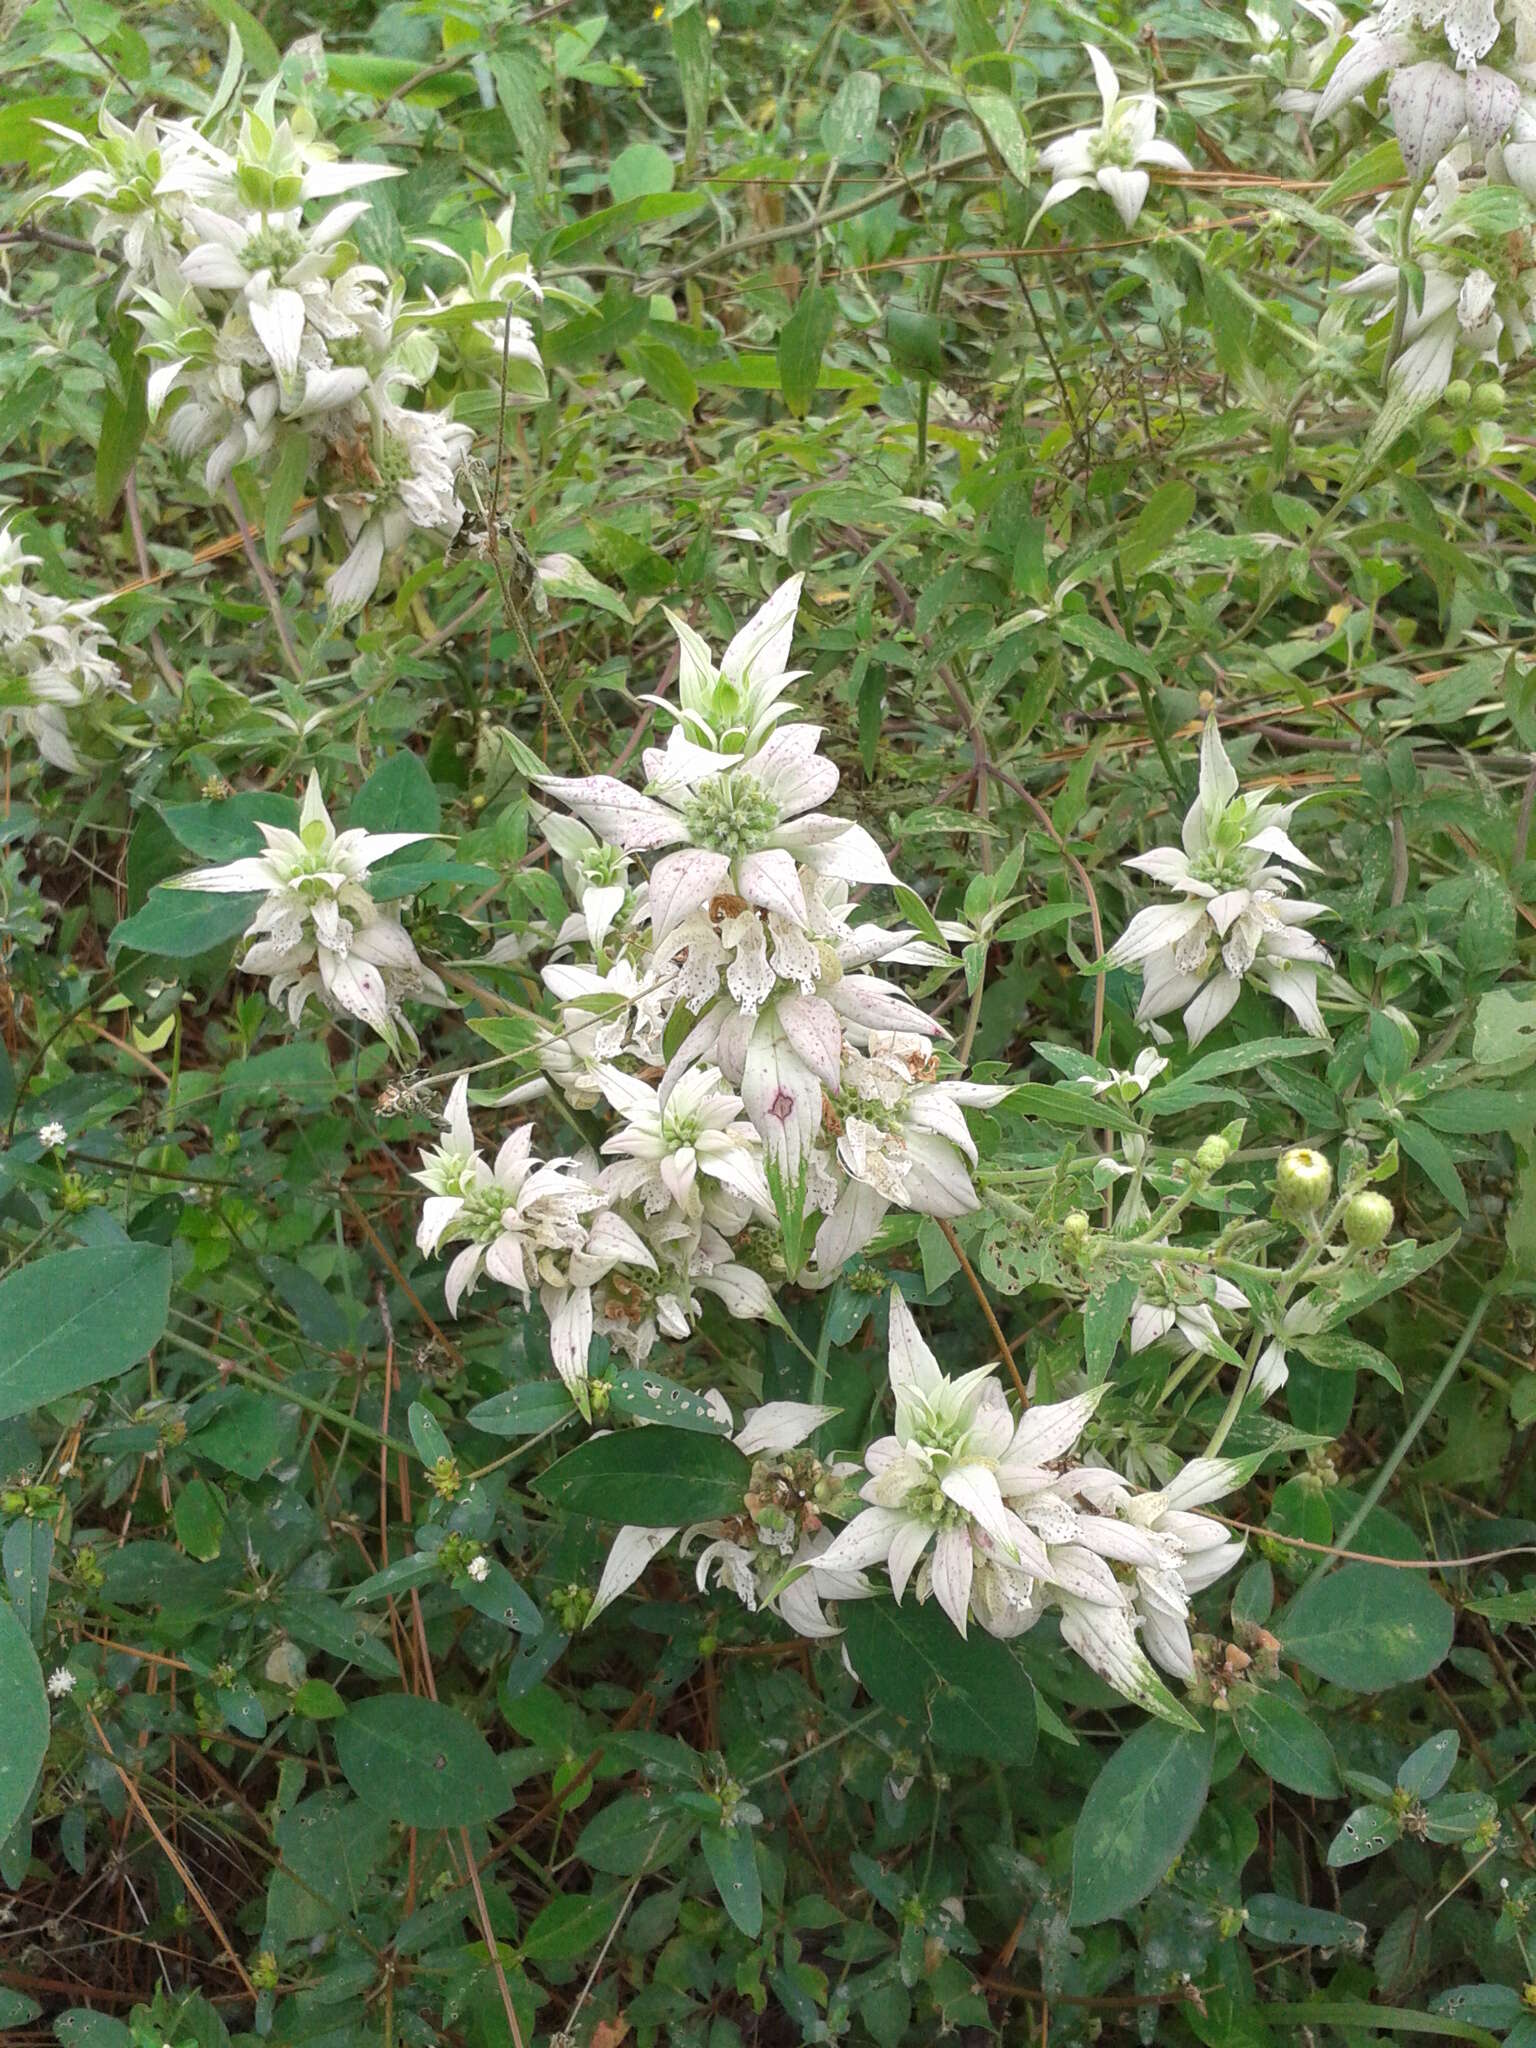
[769,1090,795,1122]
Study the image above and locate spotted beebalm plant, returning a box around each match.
[166,771,449,1056]
[1105,717,1332,1044]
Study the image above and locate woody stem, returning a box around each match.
[938,1218,1027,1407]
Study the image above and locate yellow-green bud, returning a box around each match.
[1473,380,1506,418]
[1277,1146,1332,1212]
[1445,377,1472,409]
[1195,1135,1231,1174]
[1062,1209,1091,1244]
[1343,1191,1393,1248]
[428,1454,462,1501]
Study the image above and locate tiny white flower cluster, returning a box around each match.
[409,577,1012,1408]
[46,73,545,616]
[593,1297,1247,1723]
[1106,717,1331,1046]
[168,771,448,1058]
[0,521,129,772]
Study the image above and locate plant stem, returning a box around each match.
[1302,1285,1498,1588]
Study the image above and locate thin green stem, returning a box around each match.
[1303,1286,1498,1587]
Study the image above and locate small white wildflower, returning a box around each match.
[38,1121,68,1149]
[47,1667,77,1699]
[167,771,450,1058]
[466,1554,491,1583]
[1037,45,1193,228]
[1106,718,1331,1045]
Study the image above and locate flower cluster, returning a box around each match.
[45,72,544,615]
[592,1293,1247,1722]
[589,1399,872,1638]
[404,577,1010,1410]
[1106,717,1331,1045]
[0,521,129,771]
[168,772,449,1059]
[1311,0,1533,175]
[1342,161,1536,400]
[1294,0,1536,396]
[819,1295,1245,1716]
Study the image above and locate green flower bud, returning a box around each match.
[1195,1134,1232,1174]
[1444,377,1472,409]
[1343,1191,1394,1248]
[1276,1146,1332,1212]
[1062,1209,1091,1243]
[1473,381,1506,418]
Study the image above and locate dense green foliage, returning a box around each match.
[3,2,1536,2046]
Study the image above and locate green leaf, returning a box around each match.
[1398,1729,1458,1799]
[1231,1688,1340,1798]
[533,1430,750,1523]
[1295,1332,1402,1393]
[841,1600,1037,1763]
[4,1520,53,1640]
[334,1695,507,1827]
[821,70,881,159]
[547,192,704,261]
[628,338,698,417]
[0,1597,47,1843]
[574,1791,695,1875]
[200,0,279,74]
[1003,1080,1142,1136]
[671,1,712,168]
[701,1822,763,1937]
[607,1369,731,1434]
[885,306,945,379]
[0,1245,171,1424]
[1419,1084,1536,1133]
[609,141,675,201]
[350,752,441,834]
[1058,612,1160,686]
[265,430,310,561]
[779,285,838,421]
[489,50,549,194]
[290,1679,347,1720]
[1261,2002,1499,2044]
[1397,1119,1469,1217]
[1279,1565,1454,1692]
[172,1478,225,1562]
[521,1887,625,1964]
[0,98,79,172]
[1473,988,1536,1072]
[1122,480,1196,580]
[96,328,148,520]
[536,551,634,619]
[1318,136,1406,210]
[543,289,650,368]
[1433,1986,1528,2028]
[467,1382,577,1438]
[159,793,298,860]
[1245,1893,1366,1949]
[110,887,260,960]
[1458,864,1516,975]
[1069,1722,1213,1926]
[267,1790,391,1945]
[967,87,1028,186]
[1327,1801,1401,1867]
